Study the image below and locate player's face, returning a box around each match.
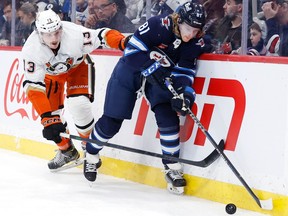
[40,28,63,49]
[178,23,200,42]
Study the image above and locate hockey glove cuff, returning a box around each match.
[171,86,195,116]
[119,34,132,51]
[41,112,66,143]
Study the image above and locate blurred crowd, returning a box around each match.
[0,0,287,56]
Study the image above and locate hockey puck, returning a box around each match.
[225,203,237,214]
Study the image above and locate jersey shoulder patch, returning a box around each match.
[160,16,171,30]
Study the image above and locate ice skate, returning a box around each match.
[83,152,102,182]
[164,163,186,195]
[48,144,80,171]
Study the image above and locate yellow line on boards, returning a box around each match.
[0,133,286,215]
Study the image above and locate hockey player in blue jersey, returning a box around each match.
[84,1,206,194]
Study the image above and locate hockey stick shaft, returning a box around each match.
[61,132,220,167]
[165,79,273,210]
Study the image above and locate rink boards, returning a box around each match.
[0,47,287,215]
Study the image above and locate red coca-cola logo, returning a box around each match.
[4,58,39,121]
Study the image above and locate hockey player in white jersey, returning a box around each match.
[22,9,128,171]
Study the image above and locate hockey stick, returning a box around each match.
[164,79,273,210]
[60,133,224,168]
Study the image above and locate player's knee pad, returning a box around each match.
[67,95,94,136]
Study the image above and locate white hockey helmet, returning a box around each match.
[36,9,62,33]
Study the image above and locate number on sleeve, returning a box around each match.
[83,32,92,46]
[138,22,150,35]
[23,60,35,73]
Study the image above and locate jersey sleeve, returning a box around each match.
[81,26,125,53]
[22,47,52,116]
[127,15,170,51]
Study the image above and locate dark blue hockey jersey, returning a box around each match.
[103,13,205,119]
[124,13,205,85]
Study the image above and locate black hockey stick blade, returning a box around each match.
[200,139,225,167]
[60,133,222,168]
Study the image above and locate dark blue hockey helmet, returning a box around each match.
[178,2,206,29]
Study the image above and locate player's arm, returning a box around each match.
[81,26,131,52]
[22,58,65,143]
[170,40,204,116]
[22,57,52,116]
[125,16,165,52]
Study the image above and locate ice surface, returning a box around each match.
[0,149,268,216]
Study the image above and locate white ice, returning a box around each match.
[0,149,268,216]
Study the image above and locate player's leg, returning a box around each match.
[153,103,186,194]
[66,56,100,174]
[83,60,138,181]
[84,115,124,181]
[44,74,80,170]
[66,55,96,147]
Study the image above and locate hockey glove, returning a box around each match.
[171,86,196,116]
[141,59,171,87]
[41,112,66,143]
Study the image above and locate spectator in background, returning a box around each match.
[0,1,13,43]
[202,0,225,52]
[45,2,66,20]
[76,0,89,26]
[91,0,135,33]
[0,0,23,46]
[61,0,73,21]
[35,0,49,12]
[247,22,268,55]
[0,3,6,38]
[0,3,6,34]
[261,0,288,56]
[18,2,38,45]
[213,0,242,54]
[131,0,181,28]
[232,22,268,55]
[150,0,174,16]
[125,0,144,23]
[84,0,97,27]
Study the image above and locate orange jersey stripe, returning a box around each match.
[27,89,52,116]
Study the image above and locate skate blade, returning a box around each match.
[50,158,85,172]
[88,181,96,188]
[167,183,184,195]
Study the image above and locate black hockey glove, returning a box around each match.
[141,59,171,87]
[41,112,66,143]
[171,86,196,116]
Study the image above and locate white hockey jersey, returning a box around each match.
[22,21,111,92]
